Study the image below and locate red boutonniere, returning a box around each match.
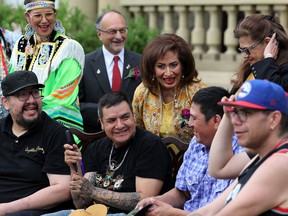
[179,108,190,128]
[124,68,141,80]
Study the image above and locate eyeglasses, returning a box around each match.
[13,89,43,101]
[238,39,262,55]
[27,11,56,22]
[97,28,128,36]
[227,108,256,122]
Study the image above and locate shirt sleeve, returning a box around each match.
[175,137,195,191]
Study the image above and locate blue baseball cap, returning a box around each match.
[218,80,288,114]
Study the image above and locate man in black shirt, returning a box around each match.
[0,70,72,215]
[65,92,172,214]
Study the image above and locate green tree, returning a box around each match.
[0,3,27,30]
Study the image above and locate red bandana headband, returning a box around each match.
[25,1,55,12]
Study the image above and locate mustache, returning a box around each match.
[23,102,39,111]
[112,38,124,43]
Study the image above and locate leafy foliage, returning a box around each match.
[0,3,27,30]
[0,1,159,54]
[55,0,102,53]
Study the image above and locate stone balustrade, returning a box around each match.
[120,0,288,88]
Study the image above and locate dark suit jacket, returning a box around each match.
[79,48,142,133]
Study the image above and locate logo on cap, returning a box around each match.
[19,73,31,83]
[238,82,252,99]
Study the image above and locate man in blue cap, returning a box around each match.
[137,80,288,216]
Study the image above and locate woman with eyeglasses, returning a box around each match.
[231,14,288,94]
[8,0,85,131]
[209,14,288,180]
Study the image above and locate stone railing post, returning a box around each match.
[190,6,205,56]
[204,6,221,58]
[256,5,272,15]
[274,5,288,33]
[143,6,158,30]
[239,5,255,16]
[158,6,174,34]
[222,5,238,59]
[174,6,189,42]
[128,6,142,18]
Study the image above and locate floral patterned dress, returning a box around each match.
[132,81,207,142]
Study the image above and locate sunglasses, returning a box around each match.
[238,39,262,55]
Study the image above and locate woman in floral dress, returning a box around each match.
[132,34,206,142]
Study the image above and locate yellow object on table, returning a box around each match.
[69,204,108,216]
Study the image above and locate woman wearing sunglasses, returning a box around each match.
[231,14,288,94]
[209,14,288,181]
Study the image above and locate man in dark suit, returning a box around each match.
[79,10,142,133]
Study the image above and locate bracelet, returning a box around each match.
[264,53,273,58]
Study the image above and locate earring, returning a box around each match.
[54,20,65,34]
[182,74,184,79]
[152,77,155,81]
[24,24,35,39]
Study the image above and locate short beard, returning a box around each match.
[16,103,41,130]
[16,116,40,130]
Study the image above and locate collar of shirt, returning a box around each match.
[102,45,125,87]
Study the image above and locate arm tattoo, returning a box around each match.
[83,172,141,211]
[87,172,98,185]
[91,187,140,211]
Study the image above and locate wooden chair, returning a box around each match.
[161,136,189,183]
[68,127,106,153]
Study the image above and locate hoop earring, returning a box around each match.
[24,24,35,39]
[54,20,65,34]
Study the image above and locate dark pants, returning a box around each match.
[5,209,52,216]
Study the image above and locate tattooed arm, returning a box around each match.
[87,184,141,211]
[72,172,164,211]
[70,172,94,208]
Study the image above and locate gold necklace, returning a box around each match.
[108,143,130,172]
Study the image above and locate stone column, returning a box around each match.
[256,5,272,15]
[174,6,189,42]
[98,0,123,15]
[143,6,157,30]
[158,6,174,34]
[204,6,221,58]
[274,5,288,33]
[190,6,205,56]
[239,5,255,16]
[129,6,142,18]
[66,0,98,22]
[222,5,238,59]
